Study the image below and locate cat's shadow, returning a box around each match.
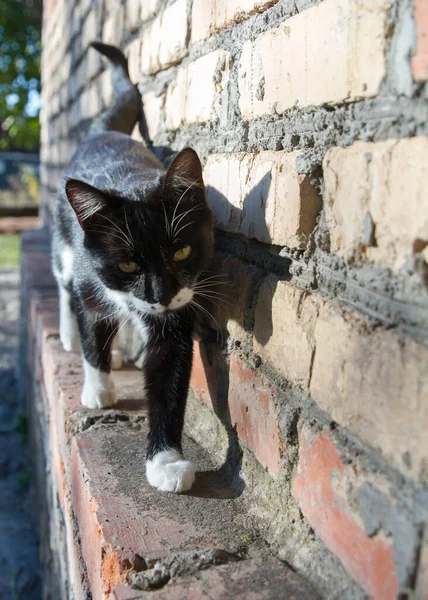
[126,143,293,499]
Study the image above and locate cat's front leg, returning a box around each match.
[75,298,118,409]
[144,332,195,493]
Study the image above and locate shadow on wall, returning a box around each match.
[149,142,292,498]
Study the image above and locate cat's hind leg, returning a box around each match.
[74,296,118,409]
[54,246,80,352]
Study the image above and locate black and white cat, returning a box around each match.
[52,42,214,493]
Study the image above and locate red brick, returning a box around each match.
[71,426,225,598]
[413,0,428,81]
[0,217,40,234]
[190,341,217,407]
[229,354,282,476]
[294,425,399,599]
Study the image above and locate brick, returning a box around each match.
[413,0,428,81]
[190,341,218,408]
[103,5,125,46]
[111,557,317,599]
[141,91,164,140]
[238,0,389,119]
[254,278,319,389]
[0,217,40,234]
[124,0,141,32]
[204,151,321,247]
[140,0,159,22]
[165,50,230,129]
[310,301,428,478]
[191,0,278,42]
[126,38,141,83]
[323,137,428,272]
[229,354,282,475]
[82,10,98,49]
[140,0,188,75]
[294,425,399,599]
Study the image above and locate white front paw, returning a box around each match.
[146,449,195,493]
[81,359,117,408]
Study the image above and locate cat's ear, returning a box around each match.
[164,148,204,191]
[65,179,116,229]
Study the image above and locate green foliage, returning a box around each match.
[0,0,42,150]
[0,234,21,269]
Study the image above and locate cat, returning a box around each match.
[52,42,214,493]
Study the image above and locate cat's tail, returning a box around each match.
[88,41,151,145]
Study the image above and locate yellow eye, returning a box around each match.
[173,245,192,261]
[118,261,139,273]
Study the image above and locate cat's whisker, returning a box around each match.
[173,220,195,238]
[123,207,135,249]
[172,206,203,239]
[170,179,199,232]
[161,200,172,239]
[97,214,134,248]
[194,291,231,304]
[190,299,224,345]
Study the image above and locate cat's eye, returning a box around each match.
[118,261,139,273]
[173,245,192,262]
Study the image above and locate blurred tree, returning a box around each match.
[0,0,42,151]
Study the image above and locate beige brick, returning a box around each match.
[80,84,101,120]
[124,0,141,32]
[102,5,125,46]
[141,0,159,21]
[140,0,188,75]
[203,151,321,247]
[238,0,389,119]
[99,68,113,107]
[125,38,141,83]
[254,279,319,389]
[142,91,164,140]
[81,10,98,49]
[165,50,230,129]
[310,302,428,479]
[323,138,428,271]
[191,0,278,42]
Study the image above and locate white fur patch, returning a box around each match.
[146,449,195,493]
[168,287,194,310]
[59,286,80,352]
[61,246,74,285]
[81,358,117,408]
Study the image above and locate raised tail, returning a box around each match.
[88,41,151,145]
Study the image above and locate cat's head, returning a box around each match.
[65,148,214,315]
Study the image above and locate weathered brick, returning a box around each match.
[294,425,399,598]
[190,341,218,407]
[238,0,389,119]
[140,0,159,22]
[229,354,282,475]
[191,0,278,42]
[103,5,125,46]
[413,0,428,81]
[310,301,428,478]
[204,151,321,247]
[111,557,317,599]
[323,137,428,271]
[140,0,188,75]
[126,38,141,83]
[165,50,230,129]
[254,278,319,389]
[82,10,98,49]
[141,91,163,140]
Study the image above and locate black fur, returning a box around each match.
[52,42,214,468]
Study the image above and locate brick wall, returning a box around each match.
[39,0,428,597]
